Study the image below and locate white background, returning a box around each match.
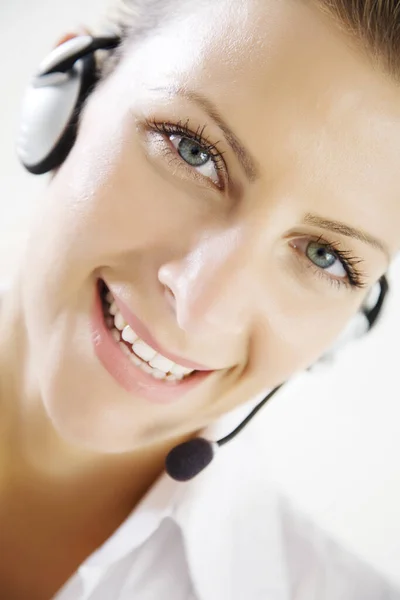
[1,0,399,588]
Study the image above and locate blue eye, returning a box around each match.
[290,237,366,289]
[146,118,227,188]
[173,137,210,167]
[306,241,346,277]
[169,134,221,185]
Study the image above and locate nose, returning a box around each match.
[158,226,259,337]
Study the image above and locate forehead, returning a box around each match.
[119,0,400,254]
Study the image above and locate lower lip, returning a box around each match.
[91,283,212,404]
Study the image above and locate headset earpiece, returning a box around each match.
[362,274,389,331]
[16,36,120,175]
[314,275,389,367]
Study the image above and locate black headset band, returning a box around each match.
[364,275,389,331]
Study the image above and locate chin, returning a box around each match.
[26,309,162,455]
[36,319,200,455]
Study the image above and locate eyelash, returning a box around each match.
[302,235,367,290]
[144,118,368,291]
[145,117,227,188]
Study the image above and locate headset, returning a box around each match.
[16,36,390,481]
[17,35,120,174]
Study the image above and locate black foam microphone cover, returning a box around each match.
[165,437,215,482]
[165,386,284,482]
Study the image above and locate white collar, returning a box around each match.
[173,421,290,600]
[82,394,290,600]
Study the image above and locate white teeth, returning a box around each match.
[114,312,126,331]
[122,325,138,344]
[104,290,196,381]
[118,341,132,357]
[111,328,121,342]
[166,374,176,382]
[132,339,157,362]
[166,373,183,382]
[149,354,174,373]
[170,364,194,376]
[150,368,168,380]
[130,354,142,367]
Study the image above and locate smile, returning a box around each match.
[91,279,214,403]
[102,286,195,382]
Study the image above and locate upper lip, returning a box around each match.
[107,285,213,372]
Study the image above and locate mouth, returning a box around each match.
[91,279,214,403]
[100,280,196,382]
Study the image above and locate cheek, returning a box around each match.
[248,276,361,384]
[33,119,223,292]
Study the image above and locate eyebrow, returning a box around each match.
[150,86,261,183]
[303,213,388,257]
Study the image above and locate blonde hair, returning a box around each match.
[318,0,400,79]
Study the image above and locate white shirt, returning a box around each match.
[53,400,400,600]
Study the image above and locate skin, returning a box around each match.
[1,0,400,596]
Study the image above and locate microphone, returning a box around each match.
[165,385,283,482]
[165,275,390,482]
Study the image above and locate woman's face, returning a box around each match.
[21,0,400,452]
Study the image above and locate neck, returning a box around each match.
[0,276,197,599]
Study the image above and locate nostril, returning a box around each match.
[163,284,176,312]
